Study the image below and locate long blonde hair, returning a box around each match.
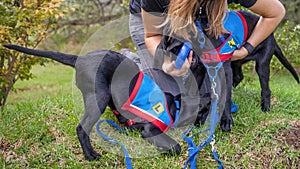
[164,0,228,40]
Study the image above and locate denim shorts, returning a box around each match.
[129,13,154,70]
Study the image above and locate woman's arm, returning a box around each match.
[141,9,164,56]
[232,0,285,61]
[142,9,192,76]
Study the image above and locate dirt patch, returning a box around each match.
[277,120,300,150]
[0,138,26,163]
[234,119,300,168]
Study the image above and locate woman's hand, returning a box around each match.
[232,46,248,61]
[162,51,193,76]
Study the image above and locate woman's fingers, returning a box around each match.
[162,52,193,76]
[232,47,248,61]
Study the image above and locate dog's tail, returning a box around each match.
[3,44,77,67]
[274,42,299,83]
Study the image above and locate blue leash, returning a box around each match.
[183,62,224,169]
[176,20,225,168]
[204,62,224,169]
[96,120,133,169]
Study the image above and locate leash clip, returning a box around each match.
[210,137,216,152]
[211,78,219,100]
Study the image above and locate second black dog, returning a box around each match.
[231,13,299,111]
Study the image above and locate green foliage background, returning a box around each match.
[0,0,68,108]
[274,22,300,70]
[229,2,300,81]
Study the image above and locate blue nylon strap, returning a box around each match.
[210,97,219,134]
[171,99,180,128]
[182,17,227,169]
[183,135,198,169]
[206,63,223,169]
[212,150,223,169]
[183,131,223,169]
[96,120,133,169]
[231,100,239,113]
[210,97,223,168]
[195,20,205,48]
[203,62,224,79]
[183,133,214,169]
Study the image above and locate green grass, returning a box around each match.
[1,64,299,168]
[6,63,74,106]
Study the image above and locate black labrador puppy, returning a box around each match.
[3,44,202,161]
[231,11,299,111]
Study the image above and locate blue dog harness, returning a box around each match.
[122,71,174,132]
[200,11,248,63]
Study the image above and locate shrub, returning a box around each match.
[0,0,67,108]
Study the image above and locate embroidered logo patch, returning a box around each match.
[228,38,236,48]
[152,102,164,114]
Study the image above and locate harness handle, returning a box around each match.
[175,42,192,69]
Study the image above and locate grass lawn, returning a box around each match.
[1,63,299,168]
[6,63,75,105]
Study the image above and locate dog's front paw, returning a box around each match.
[220,115,234,132]
[159,143,181,156]
[85,150,101,161]
[168,143,181,156]
[261,100,271,112]
[84,147,101,161]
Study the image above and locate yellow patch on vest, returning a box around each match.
[228,38,236,48]
[152,102,164,114]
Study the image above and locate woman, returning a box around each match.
[129,0,285,76]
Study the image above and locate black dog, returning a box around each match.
[3,44,203,161]
[231,11,299,111]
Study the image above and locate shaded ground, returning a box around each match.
[1,120,299,168]
[246,120,300,168]
[277,120,300,150]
